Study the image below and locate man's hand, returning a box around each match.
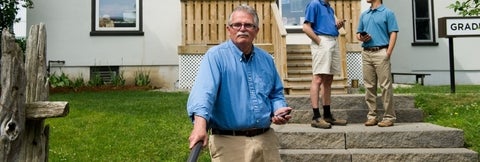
[336,19,345,29]
[271,107,293,125]
[188,116,208,149]
[357,33,371,42]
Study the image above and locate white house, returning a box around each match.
[27,0,182,89]
[26,0,480,89]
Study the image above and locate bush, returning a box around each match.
[72,75,85,88]
[88,72,104,86]
[49,72,71,88]
[111,71,126,86]
[134,70,150,86]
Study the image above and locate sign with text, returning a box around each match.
[438,17,480,38]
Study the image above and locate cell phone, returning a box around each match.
[276,110,291,118]
[360,31,368,36]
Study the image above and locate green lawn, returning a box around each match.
[47,90,208,161]
[46,85,480,161]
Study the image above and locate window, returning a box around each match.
[90,0,144,36]
[90,66,119,84]
[281,0,310,29]
[412,0,438,46]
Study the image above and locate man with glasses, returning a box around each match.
[187,4,292,161]
[303,0,347,129]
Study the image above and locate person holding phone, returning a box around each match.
[186,4,292,162]
[302,0,348,129]
[357,0,399,127]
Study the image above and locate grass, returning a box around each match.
[394,84,480,153]
[47,90,210,161]
[46,85,480,161]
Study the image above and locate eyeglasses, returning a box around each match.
[229,23,256,30]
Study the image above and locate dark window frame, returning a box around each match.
[411,0,438,46]
[90,0,144,36]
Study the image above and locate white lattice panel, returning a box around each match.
[179,54,204,89]
[346,52,364,86]
[180,52,364,89]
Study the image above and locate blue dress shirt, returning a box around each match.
[304,0,339,36]
[357,5,399,47]
[187,39,287,130]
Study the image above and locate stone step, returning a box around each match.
[285,86,348,95]
[275,94,479,162]
[279,148,478,162]
[272,123,465,149]
[289,108,423,123]
[285,94,423,123]
[286,94,415,110]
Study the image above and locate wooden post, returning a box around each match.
[0,24,69,162]
[0,29,27,161]
[19,23,50,162]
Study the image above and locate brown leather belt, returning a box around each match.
[211,128,270,137]
[363,45,388,52]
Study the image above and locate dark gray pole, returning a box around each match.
[448,37,455,93]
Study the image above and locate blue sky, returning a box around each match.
[99,0,136,20]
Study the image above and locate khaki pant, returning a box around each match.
[209,129,281,162]
[362,49,396,121]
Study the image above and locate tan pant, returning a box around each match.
[362,49,396,122]
[209,129,281,162]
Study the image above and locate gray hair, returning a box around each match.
[228,4,259,27]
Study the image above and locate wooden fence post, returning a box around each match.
[0,29,27,161]
[0,24,69,162]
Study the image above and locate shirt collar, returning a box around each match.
[227,39,255,62]
[368,4,385,13]
[319,0,329,7]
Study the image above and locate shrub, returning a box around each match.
[72,75,86,88]
[49,72,71,88]
[111,71,126,86]
[134,70,150,86]
[88,72,104,86]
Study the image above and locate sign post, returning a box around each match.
[438,16,480,93]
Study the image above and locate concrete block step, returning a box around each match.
[279,148,478,162]
[285,87,348,95]
[272,123,465,149]
[288,108,424,123]
[285,94,415,110]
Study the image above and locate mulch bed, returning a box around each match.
[49,85,155,93]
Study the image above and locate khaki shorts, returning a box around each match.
[310,35,341,75]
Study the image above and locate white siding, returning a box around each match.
[386,0,480,85]
[27,0,182,88]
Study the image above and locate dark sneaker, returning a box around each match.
[311,118,332,129]
[323,117,347,126]
[364,119,378,126]
[378,120,394,127]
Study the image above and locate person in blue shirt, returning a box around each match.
[303,0,348,129]
[357,0,399,127]
[187,4,293,161]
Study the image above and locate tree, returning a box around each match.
[448,0,480,16]
[0,0,33,34]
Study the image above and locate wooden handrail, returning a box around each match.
[270,2,288,82]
